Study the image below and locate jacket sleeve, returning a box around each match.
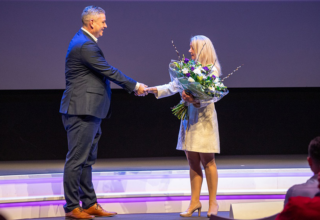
[155,79,182,99]
[80,41,137,93]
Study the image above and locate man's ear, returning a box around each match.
[89,19,94,29]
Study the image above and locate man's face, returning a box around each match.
[92,13,107,38]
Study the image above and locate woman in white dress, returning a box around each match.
[146,35,221,217]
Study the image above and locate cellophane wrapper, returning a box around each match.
[169,61,229,102]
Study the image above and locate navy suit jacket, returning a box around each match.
[59,29,137,119]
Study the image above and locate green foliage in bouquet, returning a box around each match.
[172,55,227,98]
[172,102,188,120]
[170,40,242,120]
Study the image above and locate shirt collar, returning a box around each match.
[81,27,98,43]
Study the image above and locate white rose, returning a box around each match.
[208,86,215,92]
[216,82,225,87]
[188,77,195,83]
[182,68,189,74]
[214,77,220,83]
[193,68,201,75]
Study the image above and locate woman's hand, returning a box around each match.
[192,102,200,108]
[145,87,158,96]
[182,90,200,107]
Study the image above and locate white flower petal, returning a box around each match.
[182,68,189,74]
[194,69,201,75]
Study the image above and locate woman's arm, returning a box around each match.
[145,87,158,97]
[146,80,181,99]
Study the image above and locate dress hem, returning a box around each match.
[176,148,220,154]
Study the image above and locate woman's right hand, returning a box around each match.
[182,90,200,107]
[145,87,158,96]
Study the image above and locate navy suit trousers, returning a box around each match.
[62,114,102,213]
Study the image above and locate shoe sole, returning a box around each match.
[65,217,94,220]
[93,214,117,217]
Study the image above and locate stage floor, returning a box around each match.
[0,155,310,220]
[0,155,309,176]
[16,211,230,220]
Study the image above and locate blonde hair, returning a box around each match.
[190,35,221,76]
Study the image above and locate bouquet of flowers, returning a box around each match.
[170,57,228,100]
[169,40,242,120]
[170,57,229,120]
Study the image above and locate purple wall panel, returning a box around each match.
[0,1,319,89]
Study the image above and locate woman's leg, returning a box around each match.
[185,151,203,207]
[199,153,219,215]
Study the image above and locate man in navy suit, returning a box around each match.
[59,6,147,219]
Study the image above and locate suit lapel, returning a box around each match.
[80,29,96,43]
[80,29,105,58]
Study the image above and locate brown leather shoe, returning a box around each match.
[83,203,117,217]
[65,207,95,219]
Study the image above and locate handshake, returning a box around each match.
[134,83,158,97]
[134,83,199,107]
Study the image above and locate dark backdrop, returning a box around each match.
[0,0,320,161]
[0,88,319,161]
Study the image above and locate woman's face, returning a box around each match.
[189,44,196,60]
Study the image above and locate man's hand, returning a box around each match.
[135,83,148,96]
[181,90,200,107]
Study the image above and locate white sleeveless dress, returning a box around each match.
[155,72,220,154]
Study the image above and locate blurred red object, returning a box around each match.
[276,196,320,220]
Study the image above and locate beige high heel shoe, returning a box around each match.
[180,202,202,217]
[207,204,219,218]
